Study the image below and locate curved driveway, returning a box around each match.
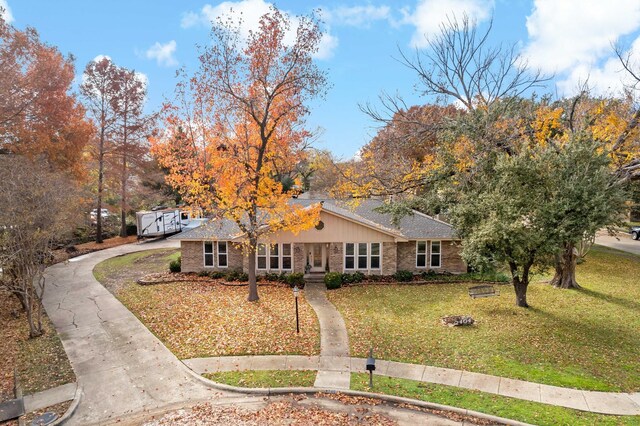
[595,231,640,256]
[42,239,234,425]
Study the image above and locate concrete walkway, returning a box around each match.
[595,231,640,256]
[183,355,640,416]
[303,281,351,390]
[42,239,239,425]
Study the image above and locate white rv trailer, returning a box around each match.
[136,208,184,238]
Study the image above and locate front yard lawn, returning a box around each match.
[94,250,320,359]
[328,245,640,392]
[351,374,640,426]
[203,370,316,388]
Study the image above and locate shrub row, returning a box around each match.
[195,269,304,286]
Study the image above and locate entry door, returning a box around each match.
[310,244,326,272]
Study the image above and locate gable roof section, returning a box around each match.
[170,198,457,241]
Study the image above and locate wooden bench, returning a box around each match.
[468,285,499,298]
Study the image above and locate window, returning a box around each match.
[358,243,368,269]
[345,243,355,269]
[217,242,228,268]
[345,243,381,271]
[204,242,214,267]
[370,243,381,269]
[430,241,441,268]
[416,241,427,268]
[256,243,291,271]
[257,243,267,270]
[282,243,292,270]
[270,244,280,269]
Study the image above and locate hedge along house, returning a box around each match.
[172,198,466,276]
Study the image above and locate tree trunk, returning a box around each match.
[513,277,529,308]
[119,152,127,238]
[550,242,580,289]
[96,127,105,244]
[509,261,531,308]
[247,236,259,302]
[24,289,43,338]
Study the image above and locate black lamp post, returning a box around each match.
[366,347,376,388]
[293,285,300,334]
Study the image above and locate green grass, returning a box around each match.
[351,374,640,426]
[203,370,316,388]
[93,248,176,282]
[328,245,640,391]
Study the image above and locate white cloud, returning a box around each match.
[402,0,494,48]
[523,0,640,74]
[93,54,111,62]
[323,5,391,28]
[181,0,338,60]
[145,40,178,67]
[0,0,13,23]
[556,35,640,97]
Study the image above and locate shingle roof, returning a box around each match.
[171,198,457,241]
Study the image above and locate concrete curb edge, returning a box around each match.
[182,363,534,426]
[53,383,82,425]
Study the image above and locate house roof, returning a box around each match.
[170,197,457,241]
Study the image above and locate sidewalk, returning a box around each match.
[303,281,351,390]
[183,354,640,416]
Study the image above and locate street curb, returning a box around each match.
[182,364,534,426]
[52,383,82,425]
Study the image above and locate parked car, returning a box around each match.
[631,226,640,240]
[90,208,111,223]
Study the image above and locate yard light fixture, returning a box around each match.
[366,347,376,388]
[293,285,300,334]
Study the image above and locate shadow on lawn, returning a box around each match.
[577,287,640,312]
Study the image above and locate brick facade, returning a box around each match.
[382,242,397,275]
[328,243,343,273]
[182,239,464,275]
[180,241,244,273]
[396,240,465,274]
[293,243,305,273]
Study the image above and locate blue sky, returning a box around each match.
[3,0,640,158]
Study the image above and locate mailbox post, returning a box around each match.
[366,348,376,388]
[293,285,300,334]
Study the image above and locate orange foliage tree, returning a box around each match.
[152,7,328,301]
[0,15,92,179]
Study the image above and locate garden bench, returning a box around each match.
[468,284,499,298]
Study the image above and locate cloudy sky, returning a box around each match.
[3,0,640,157]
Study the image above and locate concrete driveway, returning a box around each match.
[595,231,640,256]
[42,239,237,425]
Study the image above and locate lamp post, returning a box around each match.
[293,285,300,334]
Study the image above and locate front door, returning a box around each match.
[309,244,326,272]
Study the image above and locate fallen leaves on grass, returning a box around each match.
[315,392,383,406]
[328,246,640,391]
[0,290,75,399]
[116,281,320,359]
[143,400,398,425]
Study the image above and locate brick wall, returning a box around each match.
[441,241,466,274]
[382,242,397,275]
[180,240,243,273]
[293,243,305,273]
[397,242,417,272]
[328,243,343,273]
[181,241,202,273]
[396,240,466,274]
